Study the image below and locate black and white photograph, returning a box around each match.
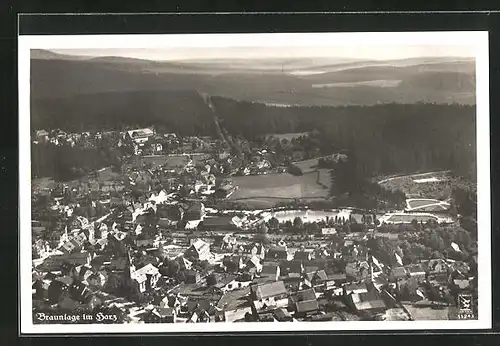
[19,31,491,333]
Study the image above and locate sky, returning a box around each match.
[50,45,476,61]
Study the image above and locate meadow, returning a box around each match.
[228,172,329,208]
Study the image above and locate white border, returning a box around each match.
[19,31,491,334]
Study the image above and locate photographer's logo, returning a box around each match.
[457,294,475,320]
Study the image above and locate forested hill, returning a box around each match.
[31,53,475,106]
[31,90,476,180]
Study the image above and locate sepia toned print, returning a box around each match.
[19,32,491,333]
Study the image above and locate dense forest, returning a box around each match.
[31,91,476,182]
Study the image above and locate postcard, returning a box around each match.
[19,31,491,333]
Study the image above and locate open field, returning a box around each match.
[290,158,320,174]
[230,172,329,201]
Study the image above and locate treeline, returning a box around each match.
[211,97,476,180]
[31,143,123,181]
[330,153,407,210]
[32,90,476,180]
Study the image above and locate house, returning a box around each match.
[295,299,320,317]
[199,216,241,232]
[321,228,337,236]
[184,239,211,261]
[36,129,49,142]
[389,267,408,282]
[343,282,369,295]
[38,252,93,272]
[260,264,280,281]
[176,256,193,271]
[266,246,288,260]
[250,280,288,301]
[324,272,348,290]
[249,243,266,260]
[159,307,177,323]
[345,261,371,281]
[245,256,263,274]
[311,269,329,286]
[130,263,161,293]
[347,290,387,313]
[214,277,250,293]
[397,277,426,302]
[135,233,156,248]
[406,264,426,280]
[452,278,471,291]
[127,128,155,144]
[157,205,184,227]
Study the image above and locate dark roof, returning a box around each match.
[407,264,425,273]
[202,217,236,228]
[391,267,408,278]
[295,288,317,302]
[261,265,279,275]
[314,270,328,282]
[296,299,320,313]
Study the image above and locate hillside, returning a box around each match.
[30,50,476,106]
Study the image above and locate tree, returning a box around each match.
[293,217,303,229]
[206,273,217,286]
[48,281,68,304]
[268,217,280,230]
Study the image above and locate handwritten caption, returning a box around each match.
[35,312,118,323]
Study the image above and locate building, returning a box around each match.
[184,239,211,261]
[38,252,93,272]
[260,264,280,281]
[250,280,288,301]
[321,228,337,236]
[127,128,155,144]
[130,263,161,293]
[346,290,388,313]
[389,267,408,282]
[295,299,320,318]
[406,264,426,280]
[199,216,241,232]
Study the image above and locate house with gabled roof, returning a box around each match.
[184,238,211,261]
[347,289,388,313]
[250,280,288,301]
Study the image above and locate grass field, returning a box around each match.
[229,172,329,206]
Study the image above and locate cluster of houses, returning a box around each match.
[31,127,476,324]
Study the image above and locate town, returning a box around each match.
[31,126,478,324]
